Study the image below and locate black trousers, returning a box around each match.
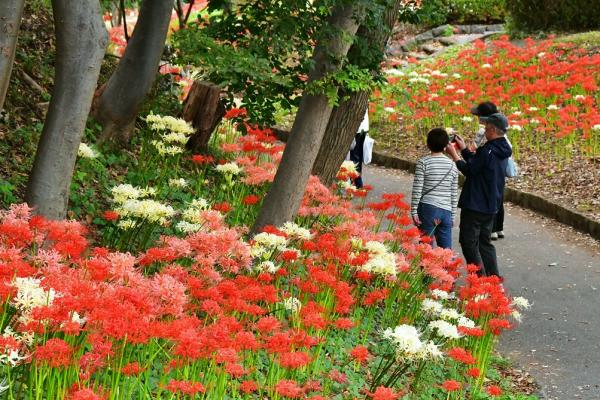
[459,208,500,277]
[350,131,367,188]
[493,201,504,232]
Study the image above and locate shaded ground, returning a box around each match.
[363,164,600,400]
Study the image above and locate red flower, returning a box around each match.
[466,367,480,378]
[278,351,311,369]
[66,388,105,400]
[191,154,214,165]
[166,379,206,395]
[35,338,73,368]
[121,362,143,376]
[102,210,119,222]
[224,107,247,119]
[370,386,400,400]
[486,385,503,396]
[441,380,461,392]
[242,194,260,205]
[240,380,258,394]
[350,345,370,364]
[447,347,476,365]
[275,379,303,398]
[212,202,232,213]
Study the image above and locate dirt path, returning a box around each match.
[363,164,600,400]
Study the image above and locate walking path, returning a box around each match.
[363,164,600,400]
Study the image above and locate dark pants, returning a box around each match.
[350,131,367,188]
[417,203,453,249]
[459,208,500,277]
[493,201,504,232]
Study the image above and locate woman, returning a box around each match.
[410,128,459,249]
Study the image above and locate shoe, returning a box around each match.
[491,232,498,240]
[497,231,504,238]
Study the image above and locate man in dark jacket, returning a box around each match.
[446,113,512,277]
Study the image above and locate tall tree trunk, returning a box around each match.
[311,0,407,186]
[26,0,107,220]
[252,3,361,232]
[0,0,25,111]
[94,0,173,144]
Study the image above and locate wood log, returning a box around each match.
[183,80,225,153]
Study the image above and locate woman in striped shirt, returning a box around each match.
[410,128,459,249]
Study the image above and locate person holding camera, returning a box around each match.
[446,113,512,277]
[410,128,458,249]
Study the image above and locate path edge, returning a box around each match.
[371,150,600,241]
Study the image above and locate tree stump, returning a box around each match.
[183,80,225,153]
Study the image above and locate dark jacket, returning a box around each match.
[456,137,512,214]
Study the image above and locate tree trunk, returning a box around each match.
[0,0,25,111]
[182,80,225,153]
[94,0,173,144]
[25,0,107,220]
[252,3,360,232]
[311,0,407,186]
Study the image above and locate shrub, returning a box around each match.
[506,0,600,32]
[415,0,506,27]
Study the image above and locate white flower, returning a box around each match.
[384,107,395,113]
[175,220,202,233]
[445,84,455,90]
[453,100,461,105]
[509,125,522,131]
[511,296,531,310]
[431,289,454,299]
[546,104,559,111]
[145,114,194,135]
[117,219,136,230]
[456,89,466,94]
[162,132,188,144]
[116,199,175,224]
[537,52,546,58]
[384,69,405,76]
[440,308,461,321]
[383,325,423,356]
[340,160,358,174]
[256,260,279,274]
[431,70,443,76]
[428,320,462,339]
[418,340,443,360]
[78,143,99,159]
[408,71,419,77]
[511,310,523,322]
[12,277,57,325]
[512,111,522,116]
[215,162,242,175]
[574,95,586,101]
[421,298,443,314]
[458,316,476,328]
[528,106,539,112]
[445,127,455,135]
[452,73,461,79]
[283,297,302,313]
[481,63,492,68]
[530,118,540,124]
[281,222,312,240]
[169,178,188,188]
[592,124,600,131]
[430,93,439,99]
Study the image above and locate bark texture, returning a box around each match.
[182,80,225,153]
[0,0,25,111]
[252,4,360,232]
[26,0,107,219]
[94,0,173,143]
[311,0,407,186]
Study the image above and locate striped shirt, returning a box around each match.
[411,155,459,220]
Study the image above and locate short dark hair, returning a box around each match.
[470,101,498,117]
[426,128,449,152]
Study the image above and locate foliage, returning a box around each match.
[506,0,600,33]
[413,0,506,27]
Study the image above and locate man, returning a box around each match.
[446,112,512,277]
[349,109,369,188]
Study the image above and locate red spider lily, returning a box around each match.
[242,194,260,205]
[350,345,370,364]
[212,202,232,213]
[486,385,503,396]
[35,338,73,368]
[447,347,476,365]
[224,107,247,119]
[191,154,215,165]
[165,379,206,395]
[102,210,119,222]
[275,379,304,398]
[441,380,461,392]
[369,386,401,400]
